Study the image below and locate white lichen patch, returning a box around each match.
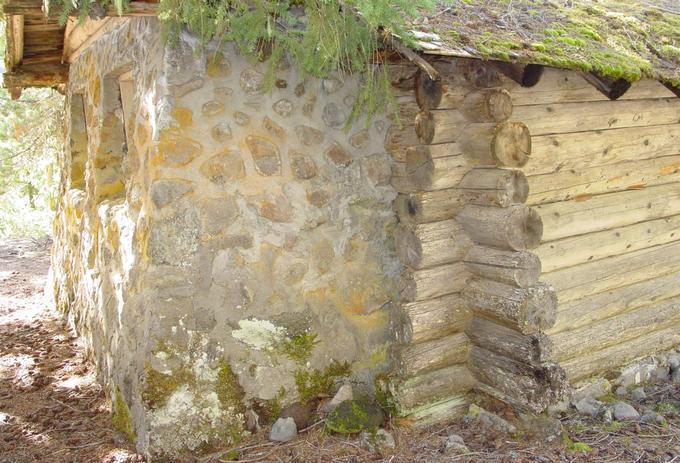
[231,319,286,351]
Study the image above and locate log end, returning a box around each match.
[508,206,543,251]
[395,225,423,269]
[492,122,532,168]
[505,169,529,204]
[526,282,558,331]
[415,70,443,110]
[487,88,513,122]
[415,110,435,145]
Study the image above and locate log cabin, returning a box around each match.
[3,0,679,457]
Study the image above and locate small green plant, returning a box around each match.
[294,361,351,402]
[562,433,592,453]
[278,332,318,363]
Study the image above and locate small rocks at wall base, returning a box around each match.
[671,368,680,384]
[615,386,627,397]
[574,397,602,417]
[631,387,646,402]
[245,409,260,432]
[572,378,611,404]
[360,429,395,454]
[612,402,640,421]
[641,410,666,425]
[466,404,517,435]
[320,384,353,414]
[280,402,315,430]
[269,417,297,442]
[616,362,657,387]
[444,433,469,453]
[520,415,563,443]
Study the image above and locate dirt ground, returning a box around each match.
[0,237,678,463]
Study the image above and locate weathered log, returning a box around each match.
[395,293,471,344]
[561,326,680,382]
[550,272,680,334]
[463,279,557,333]
[415,110,466,145]
[464,246,540,288]
[537,214,680,273]
[490,62,544,87]
[663,81,680,98]
[543,241,680,304]
[527,154,680,206]
[537,183,680,242]
[468,316,553,365]
[581,72,631,100]
[402,394,470,426]
[3,63,69,88]
[462,89,513,122]
[512,98,680,136]
[384,124,420,160]
[388,364,476,413]
[4,0,158,16]
[457,204,543,250]
[395,189,465,224]
[525,125,680,177]
[394,220,471,269]
[401,150,472,192]
[460,122,531,167]
[414,70,443,110]
[400,262,469,302]
[395,332,469,377]
[459,168,529,206]
[469,346,568,414]
[552,297,680,361]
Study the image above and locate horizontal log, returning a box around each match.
[544,241,680,303]
[4,0,158,15]
[469,346,568,413]
[468,316,553,365]
[525,124,680,177]
[550,272,680,334]
[394,220,471,269]
[460,168,528,206]
[3,64,69,88]
[537,183,680,242]
[490,62,544,87]
[511,98,680,136]
[561,326,680,382]
[552,297,680,361]
[581,72,632,100]
[395,189,465,224]
[395,332,469,377]
[400,262,469,302]
[389,364,476,413]
[527,154,680,205]
[537,214,680,273]
[415,110,467,145]
[457,204,543,250]
[400,150,472,191]
[464,246,540,288]
[402,394,470,427]
[463,279,557,333]
[396,294,471,344]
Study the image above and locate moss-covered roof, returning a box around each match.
[410,0,680,85]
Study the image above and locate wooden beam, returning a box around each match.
[489,61,544,87]
[3,63,68,88]
[4,0,158,16]
[581,72,631,100]
[663,81,680,98]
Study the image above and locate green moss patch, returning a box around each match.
[112,386,136,443]
[294,361,351,403]
[278,332,318,364]
[325,399,385,434]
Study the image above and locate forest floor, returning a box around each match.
[0,238,678,463]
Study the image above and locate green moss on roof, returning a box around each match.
[415,0,680,85]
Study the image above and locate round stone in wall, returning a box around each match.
[246,135,282,176]
[273,99,294,117]
[295,125,324,147]
[350,129,371,149]
[290,152,317,180]
[322,77,343,94]
[234,111,251,126]
[322,103,347,129]
[200,151,246,185]
[202,100,225,117]
[325,142,353,167]
[240,68,264,95]
[211,122,233,142]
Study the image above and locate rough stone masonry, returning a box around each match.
[52,17,401,456]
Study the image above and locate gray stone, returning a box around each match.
[612,401,640,421]
[602,408,613,423]
[240,68,264,95]
[575,396,602,417]
[350,129,370,149]
[467,404,517,434]
[572,378,612,403]
[295,125,325,147]
[200,151,245,185]
[653,365,670,382]
[245,409,260,432]
[214,86,233,98]
[322,77,343,94]
[520,415,563,443]
[617,362,657,387]
[201,100,225,116]
[322,103,346,129]
[325,142,353,167]
[246,135,282,176]
[233,111,251,126]
[269,417,297,442]
[671,367,680,384]
[668,354,680,370]
[615,386,627,397]
[199,197,239,236]
[320,384,353,413]
[641,410,665,425]
[444,433,469,452]
[290,153,318,180]
[150,179,194,209]
[361,154,392,186]
[210,121,233,142]
[631,387,646,402]
[273,99,294,117]
[360,429,395,454]
[148,206,200,266]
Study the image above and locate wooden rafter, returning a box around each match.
[489,62,544,87]
[581,72,631,100]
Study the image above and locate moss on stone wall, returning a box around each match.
[112,386,136,443]
[294,361,352,403]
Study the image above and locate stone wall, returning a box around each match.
[53,17,401,457]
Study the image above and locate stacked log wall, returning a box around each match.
[502,68,680,383]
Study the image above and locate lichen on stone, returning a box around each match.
[231,318,287,351]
